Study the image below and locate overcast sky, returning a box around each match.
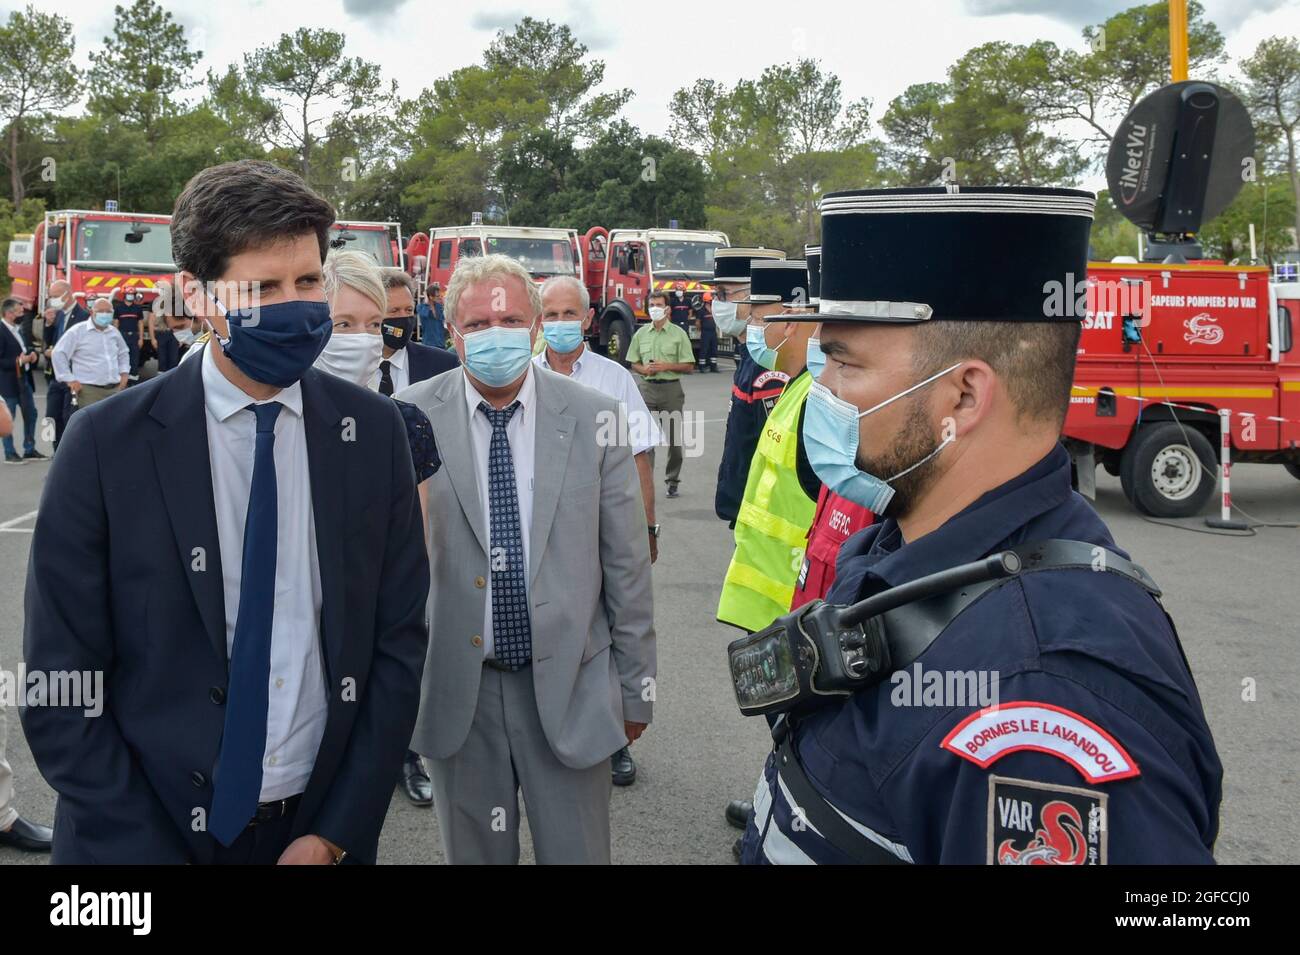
[13,0,1300,184]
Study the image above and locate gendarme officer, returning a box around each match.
[740,186,1222,864]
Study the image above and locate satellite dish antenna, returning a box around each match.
[1105,80,1254,262]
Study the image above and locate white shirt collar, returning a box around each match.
[462,364,535,420]
[384,346,409,371]
[536,342,586,373]
[202,340,303,423]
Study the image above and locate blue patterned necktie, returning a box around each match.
[210,401,282,846]
[479,400,532,670]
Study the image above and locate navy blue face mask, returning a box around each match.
[214,299,334,388]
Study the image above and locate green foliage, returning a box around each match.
[0,0,1287,277]
[0,4,81,204]
[0,195,47,296]
[1198,175,1297,263]
[88,0,201,144]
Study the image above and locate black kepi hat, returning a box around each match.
[786,186,1095,324]
[745,259,812,308]
[713,247,785,282]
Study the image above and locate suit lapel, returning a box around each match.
[300,369,347,682]
[148,354,228,663]
[528,371,574,588]
[427,372,488,555]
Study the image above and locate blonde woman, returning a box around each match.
[320,249,439,809]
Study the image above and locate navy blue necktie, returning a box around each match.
[479,401,532,670]
[210,401,282,846]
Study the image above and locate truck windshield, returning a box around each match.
[483,236,576,277]
[650,240,722,273]
[331,226,395,266]
[74,220,174,268]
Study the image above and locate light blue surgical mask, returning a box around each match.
[745,323,788,371]
[805,337,826,380]
[542,320,584,354]
[802,362,961,513]
[712,300,746,338]
[92,311,114,328]
[456,322,536,387]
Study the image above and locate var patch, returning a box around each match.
[988,775,1107,865]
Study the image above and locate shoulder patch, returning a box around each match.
[754,370,790,389]
[940,701,1140,783]
[988,775,1107,865]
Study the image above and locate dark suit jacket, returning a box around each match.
[405,340,459,385]
[21,350,430,864]
[0,322,34,399]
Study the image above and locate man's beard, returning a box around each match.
[855,396,945,518]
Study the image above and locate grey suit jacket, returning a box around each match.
[398,366,656,769]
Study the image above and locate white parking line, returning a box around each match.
[0,509,38,534]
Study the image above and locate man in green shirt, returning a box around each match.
[627,291,695,497]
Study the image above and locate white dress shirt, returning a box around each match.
[51,321,130,386]
[463,367,536,660]
[534,343,662,455]
[201,344,326,802]
[369,345,409,393]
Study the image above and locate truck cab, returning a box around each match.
[8,210,176,316]
[416,224,581,299]
[595,228,729,362]
[330,220,403,269]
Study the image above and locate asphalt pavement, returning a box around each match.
[1,362,1297,865]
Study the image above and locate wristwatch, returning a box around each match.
[648,524,661,539]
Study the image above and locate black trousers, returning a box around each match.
[697,320,718,368]
[209,809,299,865]
[45,378,71,448]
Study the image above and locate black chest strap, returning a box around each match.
[775,540,1162,865]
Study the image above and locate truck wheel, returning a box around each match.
[605,317,632,365]
[1285,461,1300,481]
[1119,423,1216,518]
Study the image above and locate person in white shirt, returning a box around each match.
[534,274,662,790]
[51,297,130,408]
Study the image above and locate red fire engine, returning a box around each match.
[8,209,175,315]
[405,222,730,362]
[1066,260,1298,516]
[330,220,404,269]
[579,227,730,362]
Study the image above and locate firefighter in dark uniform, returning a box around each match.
[740,186,1222,864]
[713,248,788,525]
[112,288,147,382]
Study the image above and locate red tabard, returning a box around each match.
[791,485,874,608]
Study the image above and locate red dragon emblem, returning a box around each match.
[1183,312,1224,346]
[997,801,1088,865]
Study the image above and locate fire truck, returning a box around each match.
[579,227,730,362]
[1065,57,1299,518]
[330,220,404,268]
[7,209,175,315]
[406,222,730,362]
[1066,260,1298,517]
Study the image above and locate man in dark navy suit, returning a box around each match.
[374,268,458,399]
[21,159,430,865]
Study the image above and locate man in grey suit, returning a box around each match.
[397,254,655,864]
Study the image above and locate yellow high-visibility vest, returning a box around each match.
[717,370,817,632]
